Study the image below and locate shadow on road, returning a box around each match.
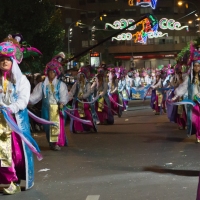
[143,165,199,177]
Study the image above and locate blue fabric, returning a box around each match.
[41,80,62,143]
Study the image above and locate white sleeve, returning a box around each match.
[59,82,69,105]
[29,82,43,105]
[8,76,31,114]
[174,76,188,97]
[91,81,96,94]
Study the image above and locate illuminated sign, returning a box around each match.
[105,19,136,31]
[90,52,100,67]
[136,0,158,9]
[106,17,188,44]
[159,18,189,31]
[112,31,168,41]
[90,52,100,57]
[164,55,175,58]
[128,0,134,6]
[107,18,159,44]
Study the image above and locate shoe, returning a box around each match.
[96,121,100,125]
[196,139,200,143]
[3,182,21,195]
[50,144,61,151]
[178,126,184,130]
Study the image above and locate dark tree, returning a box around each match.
[0,0,65,73]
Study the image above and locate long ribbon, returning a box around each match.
[97,100,118,115]
[109,94,123,107]
[77,95,99,104]
[2,109,43,161]
[167,99,196,107]
[28,110,57,126]
[65,110,93,126]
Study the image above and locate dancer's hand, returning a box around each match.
[196,93,200,98]
[171,96,178,102]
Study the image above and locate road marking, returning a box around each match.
[86,195,100,200]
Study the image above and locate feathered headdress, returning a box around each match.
[0,41,23,64]
[44,52,65,76]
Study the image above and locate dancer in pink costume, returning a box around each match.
[186,44,200,142]
[91,73,114,125]
[70,67,97,133]
[0,41,42,194]
[30,52,69,151]
[108,69,122,117]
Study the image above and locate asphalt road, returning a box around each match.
[1,100,200,200]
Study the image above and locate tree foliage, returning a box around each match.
[0,0,65,73]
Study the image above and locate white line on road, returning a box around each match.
[86,195,100,200]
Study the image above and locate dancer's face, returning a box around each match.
[79,74,85,83]
[193,62,200,74]
[0,56,12,71]
[48,70,56,81]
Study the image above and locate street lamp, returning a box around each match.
[67,20,81,68]
[177,0,200,33]
[89,14,107,46]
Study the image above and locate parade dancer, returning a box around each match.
[91,73,114,124]
[186,50,200,142]
[132,70,141,88]
[150,71,163,115]
[108,70,123,117]
[126,71,133,100]
[69,67,97,133]
[118,73,129,111]
[170,64,188,130]
[30,52,69,151]
[0,41,42,194]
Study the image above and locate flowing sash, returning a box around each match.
[1,108,42,160]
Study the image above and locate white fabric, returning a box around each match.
[0,59,30,113]
[29,78,69,105]
[11,59,23,92]
[8,75,30,114]
[174,75,189,98]
[133,77,140,87]
[70,82,91,99]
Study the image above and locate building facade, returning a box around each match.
[54,0,200,69]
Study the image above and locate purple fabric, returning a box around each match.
[95,100,108,123]
[110,93,120,114]
[28,110,56,125]
[150,90,156,109]
[166,101,177,122]
[176,109,187,128]
[123,100,128,110]
[191,104,200,139]
[0,131,25,184]
[155,95,160,112]
[55,112,66,147]
[196,172,200,200]
[73,102,94,132]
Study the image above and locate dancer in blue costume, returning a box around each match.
[30,53,69,150]
[185,44,200,142]
[0,39,42,194]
